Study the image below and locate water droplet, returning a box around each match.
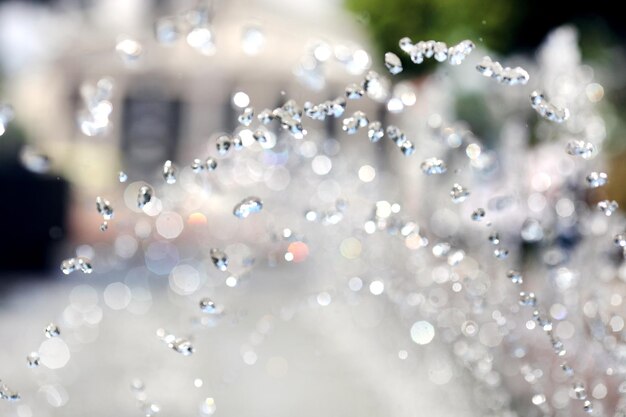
[433,42,448,62]
[257,108,274,124]
[421,157,447,175]
[384,52,403,75]
[118,171,128,183]
[345,83,364,99]
[561,363,574,376]
[573,382,587,400]
[566,139,595,159]
[210,248,229,271]
[362,70,389,101]
[0,382,20,402]
[216,135,232,156]
[60,257,92,275]
[233,196,263,218]
[276,99,302,122]
[163,160,177,184]
[399,140,415,156]
[238,107,254,126]
[476,56,500,77]
[597,200,618,216]
[506,270,523,284]
[422,40,436,59]
[27,352,40,368]
[77,257,92,273]
[530,91,570,123]
[45,323,61,338]
[499,66,529,85]
[551,337,566,356]
[367,121,384,142]
[273,100,306,138]
[232,135,243,150]
[386,125,407,146]
[409,42,426,64]
[586,171,607,188]
[399,37,413,53]
[583,400,593,414]
[470,208,485,221]
[450,183,470,203]
[448,40,474,65]
[137,185,153,208]
[191,158,204,173]
[342,111,368,134]
[304,101,326,121]
[157,329,195,356]
[476,56,529,85]
[488,231,500,245]
[172,338,195,356]
[252,129,268,144]
[533,310,552,331]
[309,100,328,119]
[519,292,537,307]
[61,258,76,275]
[614,233,626,247]
[328,97,346,118]
[96,196,114,220]
[354,111,369,128]
[205,158,218,171]
[199,298,217,314]
[100,221,108,232]
[494,247,509,259]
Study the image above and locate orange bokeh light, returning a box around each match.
[287,241,309,263]
[187,212,208,226]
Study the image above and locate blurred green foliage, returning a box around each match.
[345,0,517,76]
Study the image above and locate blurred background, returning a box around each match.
[1,0,626,416]
[2,0,626,273]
